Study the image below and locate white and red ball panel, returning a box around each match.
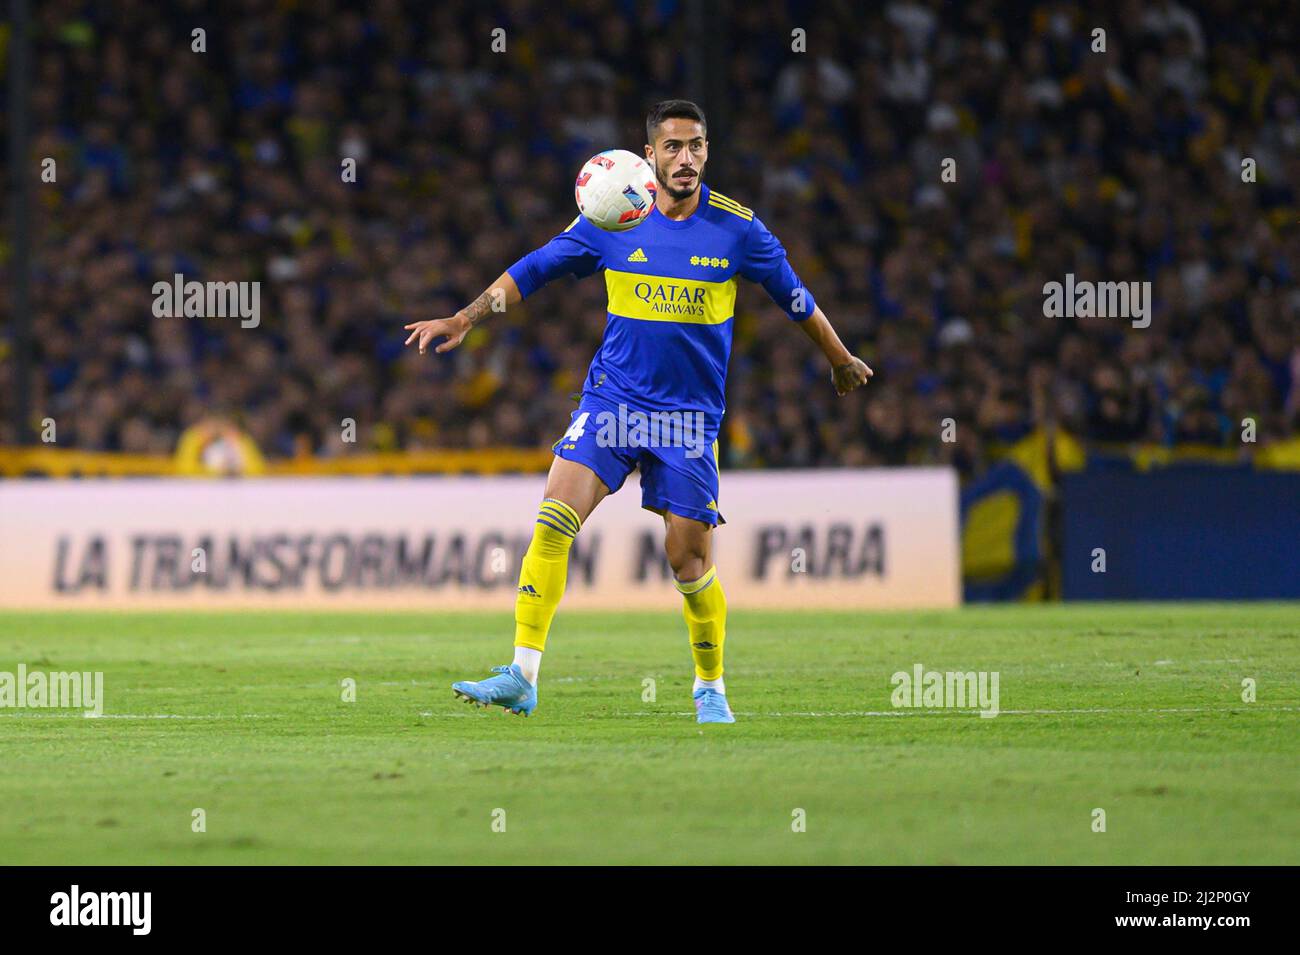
[574,149,658,231]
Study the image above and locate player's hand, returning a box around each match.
[832,356,873,395]
[404,313,471,355]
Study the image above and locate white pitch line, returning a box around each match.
[4,707,1294,722]
[992,705,1299,716]
[618,705,1300,718]
[105,685,339,692]
[0,712,274,720]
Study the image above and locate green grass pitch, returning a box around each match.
[1,604,1296,865]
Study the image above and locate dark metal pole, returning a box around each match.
[685,0,705,102]
[684,0,730,185]
[9,0,33,444]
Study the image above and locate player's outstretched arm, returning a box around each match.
[741,214,871,395]
[404,270,521,355]
[798,306,873,396]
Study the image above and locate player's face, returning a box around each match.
[646,119,708,201]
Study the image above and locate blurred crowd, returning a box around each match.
[2,0,1297,476]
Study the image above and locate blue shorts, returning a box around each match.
[552,393,724,525]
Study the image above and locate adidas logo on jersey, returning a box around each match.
[518,584,541,597]
[627,248,648,263]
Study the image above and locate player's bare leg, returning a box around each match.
[664,512,733,723]
[664,510,711,582]
[451,457,608,714]
[542,456,609,524]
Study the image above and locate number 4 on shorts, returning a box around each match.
[562,412,590,442]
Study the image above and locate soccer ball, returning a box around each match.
[574,150,657,231]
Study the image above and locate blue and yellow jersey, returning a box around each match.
[507,183,815,421]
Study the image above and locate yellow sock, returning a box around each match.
[675,566,726,680]
[514,498,580,651]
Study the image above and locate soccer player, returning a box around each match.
[404,100,871,722]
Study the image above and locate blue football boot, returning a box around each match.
[452,664,537,716]
[693,687,735,723]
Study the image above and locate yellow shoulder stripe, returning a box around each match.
[708,191,753,215]
[708,199,753,221]
[563,216,581,233]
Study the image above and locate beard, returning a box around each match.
[655,160,702,200]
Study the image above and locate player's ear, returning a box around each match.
[644,144,653,161]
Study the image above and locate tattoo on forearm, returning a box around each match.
[462,290,495,325]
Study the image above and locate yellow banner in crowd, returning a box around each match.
[0,447,554,478]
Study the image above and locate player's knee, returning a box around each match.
[665,537,710,582]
